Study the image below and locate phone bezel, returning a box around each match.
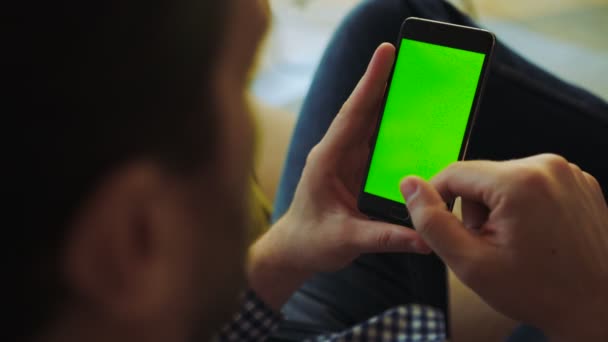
[357,17,496,226]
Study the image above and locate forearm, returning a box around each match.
[247,215,313,311]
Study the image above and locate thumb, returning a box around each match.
[401,176,483,265]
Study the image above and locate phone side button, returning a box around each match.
[390,206,409,220]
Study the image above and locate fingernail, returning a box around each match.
[401,178,419,202]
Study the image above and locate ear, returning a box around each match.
[62,162,197,324]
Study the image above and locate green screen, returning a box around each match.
[364,38,485,204]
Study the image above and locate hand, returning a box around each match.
[248,43,429,310]
[401,154,608,341]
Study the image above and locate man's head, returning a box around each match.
[6,0,269,341]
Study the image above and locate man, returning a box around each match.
[6,1,607,342]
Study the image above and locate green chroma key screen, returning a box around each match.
[364,38,485,204]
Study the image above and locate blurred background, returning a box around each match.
[253,0,608,115]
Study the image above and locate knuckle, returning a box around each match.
[513,166,552,194]
[583,171,602,191]
[568,162,582,174]
[376,229,393,249]
[541,154,570,175]
[305,144,321,165]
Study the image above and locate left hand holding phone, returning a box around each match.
[248,43,430,311]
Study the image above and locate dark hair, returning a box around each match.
[5,1,232,339]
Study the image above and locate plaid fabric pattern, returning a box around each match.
[217,290,446,342]
[310,304,446,342]
[216,290,282,342]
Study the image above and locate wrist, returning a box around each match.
[247,215,313,311]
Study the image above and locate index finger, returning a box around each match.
[430,160,505,208]
[322,43,395,150]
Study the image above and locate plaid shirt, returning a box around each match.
[216,290,446,342]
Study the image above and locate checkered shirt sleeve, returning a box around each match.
[215,290,282,342]
[217,289,446,342]
[308,304,446,342]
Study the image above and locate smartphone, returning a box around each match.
[358,17,495,226]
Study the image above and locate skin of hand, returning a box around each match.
[401,154,608,341]
[247,43,431,311]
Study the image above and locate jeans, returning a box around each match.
[270,0,608,340]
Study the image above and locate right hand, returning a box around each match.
[400,154,608,341]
